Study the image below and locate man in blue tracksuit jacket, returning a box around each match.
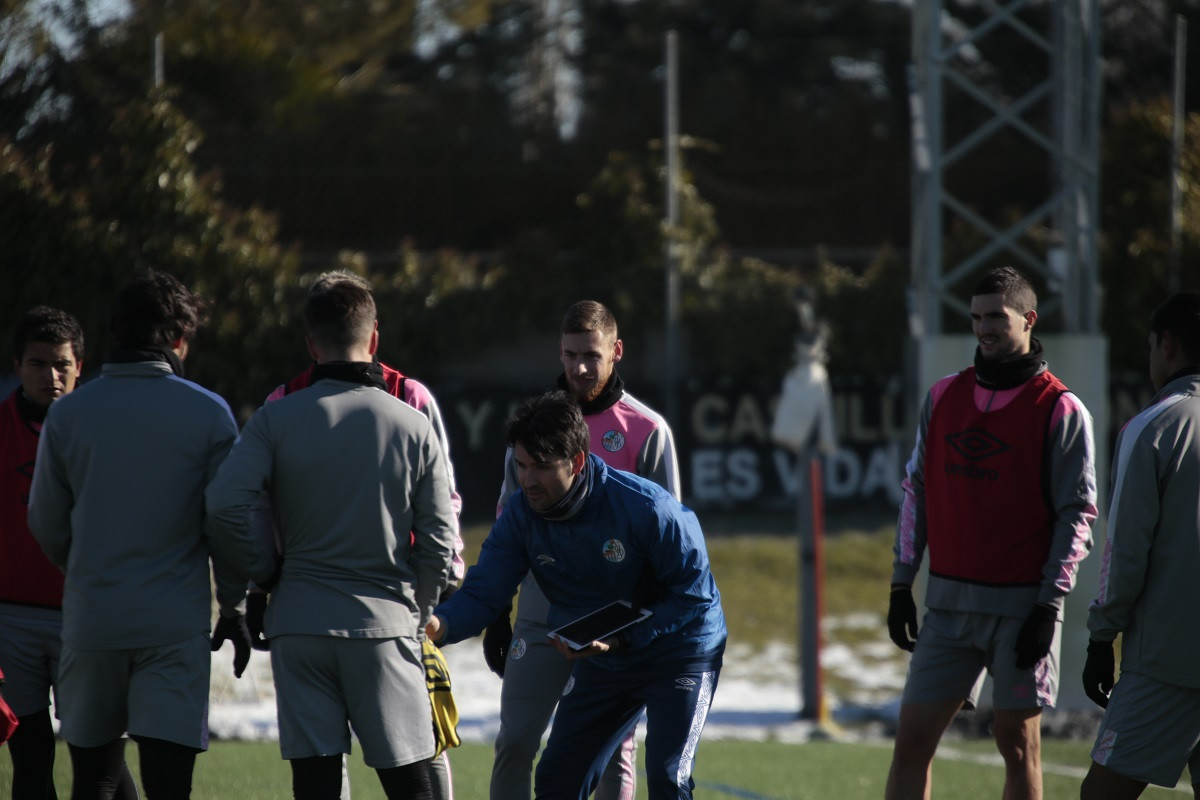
[427,391,725,800]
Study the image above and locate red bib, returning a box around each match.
[0,391,65,608]
[924,369,1065,585]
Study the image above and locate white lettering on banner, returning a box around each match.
[690,448,763,502]
[692,395,728,445]
[861,442,903,504]
[777,445,903,504]
[728,396,769,442]
[726,449,761,500]
[695,445,902,504]
[690,394,774,444]
[773,449,802,496]
[824,449,861,498]
[690,448,762,502]
[457,401,494,450]
[694,389,901,446]
[693,449,725,502]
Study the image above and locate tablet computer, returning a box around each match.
[548,601,652,652]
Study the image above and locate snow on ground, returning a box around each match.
[206,614,909,744]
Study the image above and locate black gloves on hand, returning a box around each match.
[887,585,918,652]
[246,592,270,652]
[211,613,252,678]
[1082,639,1116,709]
[1014,604,1058,669]
[482,605,513,678]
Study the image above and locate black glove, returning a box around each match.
[481,605,513,678]
[211,613,252,678]
[246,592,270,652]
[1082,639,1115,709]
[1014,604,1058,669]
[887,585,918,652]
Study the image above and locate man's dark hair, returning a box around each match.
[110,271,205,349]
[1151,292,1200,364]
[506,391,590,463]
[13,306,84,363]
[560,300,618,343]
[972,266,1038,315]
[303,270,376,352]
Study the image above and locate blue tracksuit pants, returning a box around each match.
[533,659,720,799]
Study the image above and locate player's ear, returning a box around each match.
[571,451,587,475]
[612,338,623,363]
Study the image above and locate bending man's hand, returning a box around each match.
[887,585,918,652]
[550,634,616,661]
[426,614,445,643]
[1082,639,1115,709]
[211,613,252,678]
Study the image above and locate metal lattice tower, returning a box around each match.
[909,0,1102,334]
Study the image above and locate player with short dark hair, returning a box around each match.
[28,271,265,799]
[206,272,458,800]
[254,270,466,800]
[0,306,138,800]
[885,266,1098,800]
[484,300,680,800]
[1081,292,1200,799]
[430,390,723,799]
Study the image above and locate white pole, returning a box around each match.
[154,32,164,88]
[1170,14,1186,295]
[664,30,680,425]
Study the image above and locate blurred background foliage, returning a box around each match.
[3,0,1200,408]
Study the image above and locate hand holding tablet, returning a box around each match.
[548,600,652,653]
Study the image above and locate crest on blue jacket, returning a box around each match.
[602,539,626,563]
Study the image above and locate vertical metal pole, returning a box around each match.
[663,31,681,425]
[1170,14,1187,295]
[797,454,826,722]
[153,32,165,88]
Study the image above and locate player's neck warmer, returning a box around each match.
[105,346,186,377]
[558,372,624,416]
[973,337,1045,390]
[310,361,388,391]
[535,457,593,522]
[15,389,46,424]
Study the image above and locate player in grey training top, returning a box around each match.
[29,271,266,799]
[206,274,457,800]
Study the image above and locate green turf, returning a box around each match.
[4,518,1167,798]
[3,738,1188,798]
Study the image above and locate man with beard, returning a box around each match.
[430,391,722,799]
[483,300,680,800]
[884,266,1098,800]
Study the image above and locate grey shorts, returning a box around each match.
[902,608,1059,710]
[270,634,433,769]
[57,634,211,749]
[0,604,62,717]
[1092,671,1200,788]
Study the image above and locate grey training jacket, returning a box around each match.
[28,360,246,650]
[206,379,457,639]
[1088,371,1200,688]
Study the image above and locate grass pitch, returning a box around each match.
[5,515,1180,798]
[2,738,1188,798]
